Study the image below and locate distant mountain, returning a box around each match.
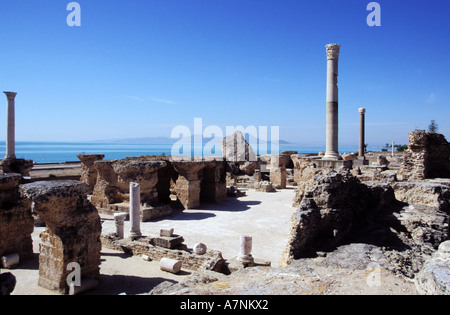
[95,136,296,145]
[95,137,178,144]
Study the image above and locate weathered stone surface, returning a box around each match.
[77,154,104,192]
[342,153,357,161]
[399,130,450,181]
[193,243,207,255]
[281,169,450,278]
[281,170,389,264]
[0,173,33,261]
[0,158,34,177]
[160,258,182,274]
[92,158,167,208]
[91,156,227,213]
[253,181,275,192]
[377,155,390,166]
[415,241,450,295]
[153,235,185,249]
[222,131,256,163]
[390,182,450,264]
[102,234,224,273]
[265,155,286,189]
[20,180,101,294]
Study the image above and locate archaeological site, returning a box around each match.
[1,44,450,297]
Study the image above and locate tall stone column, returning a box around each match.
[3,92,17,159]
[129,182,142,239]
[359,107,366,157]
[324,44,341,160]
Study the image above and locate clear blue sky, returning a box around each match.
[0,0,449,146]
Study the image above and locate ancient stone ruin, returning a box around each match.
[399,130,450,181]
[0,173,34,263]
[86,156,227,219]
[20,181,102,294]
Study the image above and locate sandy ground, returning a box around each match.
[6,166,418,295]
[6,188,297,295]
[101,188,297,267]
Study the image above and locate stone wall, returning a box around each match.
[0,173,34,261]
[91,156,227,214]
[281,170,396,265]
[399,130,450,181]
[281,170,450,277]
[77,154,104,193]
[92,157,167,208]
[101,235,224,273]
[20,181,102,294]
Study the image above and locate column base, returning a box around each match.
[237,254,255,266]
[322,154,342,160]
[129,232,142,241]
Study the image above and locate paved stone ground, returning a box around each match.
[100,188,297,267]
[6,188,297,295]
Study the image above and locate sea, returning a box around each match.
[0,141,381,164]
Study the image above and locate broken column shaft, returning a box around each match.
[129,182,142,239]
[359,107,366,157]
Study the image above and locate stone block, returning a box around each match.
[153,235,184,249]
[20,180,101,295]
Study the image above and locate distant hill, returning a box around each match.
[95,136,295,145]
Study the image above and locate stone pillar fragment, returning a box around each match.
[172,162,206,209]
[3,92,17,159]
[114,212,127,239]
[129,182,142,239]
[160,258,182,274]
[324,44,341,160]
[269,155,286,189]
[237,235,254,265]
[19,180,101,295]
[359,107,366,157]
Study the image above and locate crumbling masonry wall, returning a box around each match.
[399,130,450,181]
[281,170,450,277]
[90,156,227,214]
[0,173,34,261]
[20,180,102,294]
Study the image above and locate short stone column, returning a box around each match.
[3,92,17,159]
[129,182,142,239]
[359,107,366,157]
[237,235,254,265]
[114,212,127,239]
[269,155,286,189]
[324,44,341,160]
[19,180,101,295]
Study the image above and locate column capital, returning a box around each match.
[3,91,17,100]
[359,107,366,114]
[326,44,341,60]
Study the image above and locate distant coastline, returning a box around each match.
[0,140,385,164]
